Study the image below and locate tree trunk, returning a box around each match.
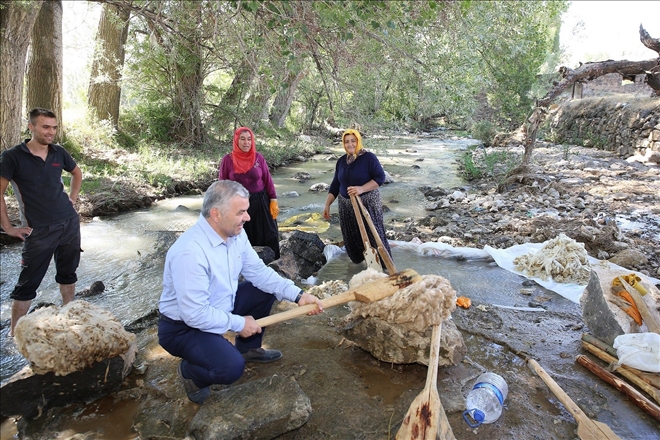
[88,3,130,128]
[0,1,42,151]
[170,2,205,146]
[216,59,256,129]
[26,0,63,142]
[269,68,308,128]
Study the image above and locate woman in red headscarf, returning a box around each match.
[323,129,391,265]
[219,127,280,259]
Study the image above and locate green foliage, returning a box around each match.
[460,145,520,182]
[121,103,175,144]
[470,121,497,146]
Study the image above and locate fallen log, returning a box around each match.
[576,355,660,422]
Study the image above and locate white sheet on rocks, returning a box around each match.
[484,243,660,304]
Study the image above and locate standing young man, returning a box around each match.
[0,108,83,337]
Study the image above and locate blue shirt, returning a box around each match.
[159,214,301,334]
[328,151,386,199]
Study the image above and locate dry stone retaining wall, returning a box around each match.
[544,96,660,157]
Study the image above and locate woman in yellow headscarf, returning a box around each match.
[323,129,392,264]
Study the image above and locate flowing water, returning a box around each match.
[1,135,527,382]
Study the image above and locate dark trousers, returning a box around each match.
[158,281,276,388]
[10,216,81,301]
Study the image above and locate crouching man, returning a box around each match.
[158,180,323,404]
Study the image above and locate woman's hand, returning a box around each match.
[347,185,363,197]
[323,205,331,220]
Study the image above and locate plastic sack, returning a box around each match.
[612,333,660,373]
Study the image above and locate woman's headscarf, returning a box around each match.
[231,127,257,174]
[342,129,365,164]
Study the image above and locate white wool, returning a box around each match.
[14,300,136,376]
[345,274,457,333]
[307,280,348,299]
[513,233,591,284]
[348,267,389,290]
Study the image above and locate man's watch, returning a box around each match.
[294,291,303,304]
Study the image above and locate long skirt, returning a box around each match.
[244,190,280,259]
[337,189,392,265]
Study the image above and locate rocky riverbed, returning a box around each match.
[2,139,660,439]
[387,142,660,281]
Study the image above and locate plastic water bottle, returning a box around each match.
[462,372,508,427]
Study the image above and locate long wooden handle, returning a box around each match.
[581,333,660,389]
[256,269,422,327]
[528,359,591,425]
[350,194,375,251]
[354,195,397,275]
[576,355,660,422]
[581,340,660,405]
[426,323,442,390]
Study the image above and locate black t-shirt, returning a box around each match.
[0,141,78,227]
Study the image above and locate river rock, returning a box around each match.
[268,253,299,280]
[608,248,649,269]
[309,183,329,192]
[293,172,312,181]
[254,245,277,265]
[580,271,625,346]
[189,375,311,440]
[280,231,327,279]
[0,355,130,418]
[341,317,465,366]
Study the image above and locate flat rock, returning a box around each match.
[0,355,129,418]
[341,316,465,366]
[189,375,311,440]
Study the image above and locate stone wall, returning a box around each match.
[581,73,652,98]
[543,96,660,157]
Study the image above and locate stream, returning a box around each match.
[1,135,543,381]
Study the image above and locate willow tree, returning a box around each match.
[0,0,42,150]
[26,0,63,138]
[88,3,131,128]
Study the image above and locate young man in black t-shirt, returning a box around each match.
[0,108,83,337]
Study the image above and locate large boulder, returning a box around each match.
[1,355,131,418]
[280,231,327,279]
[189,375,311,440]
[342,317,465,366]
[580,266,660,346]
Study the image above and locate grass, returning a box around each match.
[460,145,520,182]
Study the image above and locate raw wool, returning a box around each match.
[14,300,136,376]
[348,267,389,289]
[345,274,457,333]
[513,233,591,284]
[307,279,348,300]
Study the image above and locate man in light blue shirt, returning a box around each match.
[158,180,323,404]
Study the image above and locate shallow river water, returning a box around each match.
[1,135,483,380]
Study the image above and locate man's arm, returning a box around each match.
[0,177,31,241]
[68,166,82,204]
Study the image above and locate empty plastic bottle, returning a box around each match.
[462,372,508,427]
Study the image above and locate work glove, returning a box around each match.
[270,199,279,219]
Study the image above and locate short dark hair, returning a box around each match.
[201,180,249,218]
[28,108,57,124]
